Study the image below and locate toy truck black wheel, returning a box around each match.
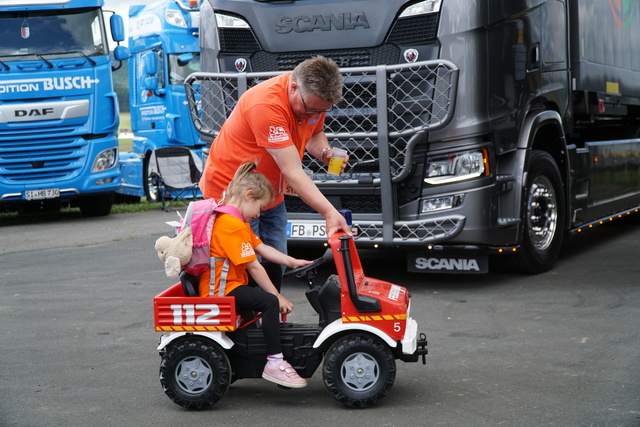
[159,338,231,410]
[516,150,565,274]
[322,333,396,408]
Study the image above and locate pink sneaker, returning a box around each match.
[262,360,307,388]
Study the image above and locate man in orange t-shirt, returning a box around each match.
[200,56,351,257]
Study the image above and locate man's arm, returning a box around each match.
[266,143,351,236]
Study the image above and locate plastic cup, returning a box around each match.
[327,148,347,175]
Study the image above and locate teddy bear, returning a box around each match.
[155,226,193,278]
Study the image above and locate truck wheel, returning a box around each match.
[144,156,160,202]
[78,193,113,217]
[516,150,565,273]
[159,338,231,410]
[322,333,396,408]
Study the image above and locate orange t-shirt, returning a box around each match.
[198,212,263,297]
[199,72,326,210]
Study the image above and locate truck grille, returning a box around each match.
[251,45,399,71]
[285,195,382,214]
[386,14,439,44]
[219,28,261,52]
[219,14,439,71]
[0,132,86,183]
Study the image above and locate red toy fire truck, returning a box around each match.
[153,232,428,409]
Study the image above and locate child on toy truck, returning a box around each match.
[198,161,312,388]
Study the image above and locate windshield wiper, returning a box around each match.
[0,59,10,71]
[75,51,96,66]
[36,54,54,68]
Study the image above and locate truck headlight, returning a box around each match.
[399,0,442,17]
[166,10,188,28]
[215,12,250,28]
[421,194,464,213]
[92,148,118,173]
[424,149,489,184]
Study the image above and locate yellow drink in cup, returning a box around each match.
[327,148,347,175]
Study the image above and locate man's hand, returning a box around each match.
[326,209,352,237]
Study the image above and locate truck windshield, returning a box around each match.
[0,7,107,60]
[168,53,200,85]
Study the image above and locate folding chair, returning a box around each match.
[148,146,202,211]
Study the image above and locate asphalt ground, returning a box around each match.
[0,209,638,426]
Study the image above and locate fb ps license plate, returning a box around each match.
[25,188,60,201]
[287,221,326,239]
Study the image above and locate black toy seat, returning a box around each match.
[179,271,199,297]
[306,274,342,326]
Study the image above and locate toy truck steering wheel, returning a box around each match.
[283,257,326,279]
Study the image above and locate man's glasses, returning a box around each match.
[299,90,334,114]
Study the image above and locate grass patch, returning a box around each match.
[118,112,133,152]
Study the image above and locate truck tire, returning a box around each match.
[144,155,160,202]
[78,193,113,217]
[159,338,231,410]
[516,150,565,274]
[322,333,396,408]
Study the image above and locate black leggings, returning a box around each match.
[227,285,281,355]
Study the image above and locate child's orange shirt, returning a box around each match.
[198,212,263,297]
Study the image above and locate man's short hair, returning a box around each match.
[292,56,343,104]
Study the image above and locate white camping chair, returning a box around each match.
[148,146,202,211]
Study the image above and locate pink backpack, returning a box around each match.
[178,199,243,276]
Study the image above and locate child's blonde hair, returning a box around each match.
[225,160,274,204]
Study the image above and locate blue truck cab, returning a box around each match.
[118,0,203,201]
[0,0,128,216]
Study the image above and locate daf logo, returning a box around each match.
[15,108,54,117]
[235,58,248,72]
[403,49,419,63]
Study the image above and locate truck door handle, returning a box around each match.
[529,44,540,70]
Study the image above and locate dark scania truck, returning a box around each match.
[186,0,640,273]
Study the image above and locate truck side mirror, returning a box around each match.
[143,76,159,91]
[110,14,126,42]
[114,45,129,61]
[143,52,158,75]
[177,53,194,65]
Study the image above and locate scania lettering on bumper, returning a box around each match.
[407,252,488,274]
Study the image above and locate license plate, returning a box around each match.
[25,188,60,201]
[286,221,358,239]
[287,221,326,239]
